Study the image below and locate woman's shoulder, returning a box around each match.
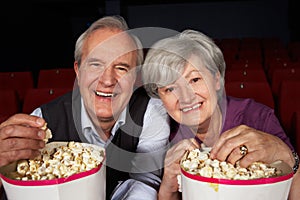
[226,96,273,113]
[223,96,275,131]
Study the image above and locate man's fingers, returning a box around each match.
[0,138,45,152]
[0,125,46,141]
[0,114,45,129]
[0,150,41,167]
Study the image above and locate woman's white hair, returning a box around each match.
[142,29,226,101]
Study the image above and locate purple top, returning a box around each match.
[170,96,294,150]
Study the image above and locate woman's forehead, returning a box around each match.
[183,54,209,74]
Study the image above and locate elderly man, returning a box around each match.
[0,15,170,200]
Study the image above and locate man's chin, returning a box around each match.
[96,116,115,123]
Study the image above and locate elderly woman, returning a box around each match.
[142,30,299,200]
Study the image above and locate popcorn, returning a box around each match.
[181,149,281,180]
[41,123,52,143]
[11,142,105,181]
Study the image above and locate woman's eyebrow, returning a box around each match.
[185,69,200,79]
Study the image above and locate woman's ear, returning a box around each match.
[215,71,221,91]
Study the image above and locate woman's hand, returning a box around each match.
[210,125,294,168]
[158,138,199,200]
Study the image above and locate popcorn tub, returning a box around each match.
[180,150,294,200]
[0,142,106,200]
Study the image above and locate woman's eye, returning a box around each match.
[165,87,174,93]
[191,77,201,83]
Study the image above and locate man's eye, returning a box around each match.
[115,65,129,72]
[89,62,102,67]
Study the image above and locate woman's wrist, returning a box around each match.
[292,151,299,174]
[158,183,181,200]
[158,191,180,200]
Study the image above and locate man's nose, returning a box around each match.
[99,66,117,86]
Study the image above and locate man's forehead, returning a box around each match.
[87,29,136,50]
[83,29,137,60]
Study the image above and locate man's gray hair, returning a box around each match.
[74,15,143,67]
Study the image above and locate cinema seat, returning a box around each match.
[37,68,77,89]
[22,88,72,114]
[0,71,34,103]
[225,81,274,109]
[278,80,300,135]
[0,89,20,123]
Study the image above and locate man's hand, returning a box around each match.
[0,114,47,167]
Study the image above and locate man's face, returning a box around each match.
[74,28,137,128]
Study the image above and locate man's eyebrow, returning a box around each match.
[115,62,131,68]
[87,57,105,64]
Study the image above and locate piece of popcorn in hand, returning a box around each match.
[41,123,52,143]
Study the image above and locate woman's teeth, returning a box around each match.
[181,103,202,112]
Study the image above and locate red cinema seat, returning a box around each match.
[225,81,274,109]
[291,112,300,154]
[271,67,300,100]
[0,71,34,103]
[278,80,300,135]
[37,68,77,89]
[0,89,20,123]
[22,88,72,114]
[225,68,268,83]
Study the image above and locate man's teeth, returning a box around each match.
[95,91,115,97]
[182,103,201,112]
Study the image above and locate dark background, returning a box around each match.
[1,0,299,72]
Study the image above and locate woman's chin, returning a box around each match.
[180,116,203,127]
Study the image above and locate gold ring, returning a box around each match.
[239,145,248,156]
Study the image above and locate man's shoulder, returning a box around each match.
[129,86,150,108]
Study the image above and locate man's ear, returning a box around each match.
[74,61,80,83]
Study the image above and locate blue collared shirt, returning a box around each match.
[31,97,170,200]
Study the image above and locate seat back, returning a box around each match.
[271,67,300,99]
[225,68,268,83]
[225,81,274,108]
[22,88,72,114]
[0,71,34,102]
[0,89,20,123]
[278,80,300,134]
[291,112,300,154]
[37,68,77,89]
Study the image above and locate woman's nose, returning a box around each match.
[178,85,196,104]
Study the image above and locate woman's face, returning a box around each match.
[158,54,221,129]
